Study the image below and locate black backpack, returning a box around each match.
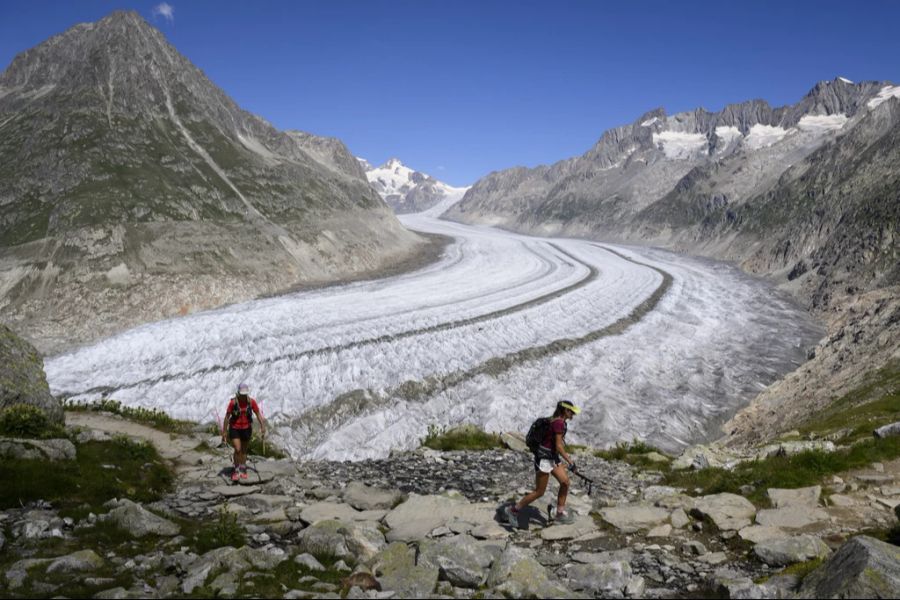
[526,417,551,453]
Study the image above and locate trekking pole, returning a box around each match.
[570,465,595,496]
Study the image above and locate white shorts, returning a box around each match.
[538,459,556,473]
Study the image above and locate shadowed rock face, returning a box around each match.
[0,11,425,352]
[0,324,62,423]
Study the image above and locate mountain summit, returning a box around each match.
[362,158,468,214]
[0,11,426,351]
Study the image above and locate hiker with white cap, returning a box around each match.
[505,400,581,526]
[222,382,266,481]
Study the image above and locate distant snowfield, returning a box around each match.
[46,212,822,460]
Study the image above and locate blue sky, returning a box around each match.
[2,1,899,186]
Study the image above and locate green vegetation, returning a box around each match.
[757,557,825,585]
[594,439,669,469]
[65,398,196,434]
[232,554,350,598]
[797,360,900,443]
[422,424,505,451]
[664,436,900,505]
[0,404,66,439]
[0,436,175,514]
[191,506,246,554]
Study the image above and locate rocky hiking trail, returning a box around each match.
[2,413,899,599]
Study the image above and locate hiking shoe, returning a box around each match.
[240,466,248,480]
[555,510,576,525]
[503,505,519,528]
[230,469,240,482]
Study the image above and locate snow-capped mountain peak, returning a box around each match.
[363,158,469,215]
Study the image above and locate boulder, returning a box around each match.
[738,526,788,544]
[487,545,577,598]
[753,535,831,567]
[181,545,288,594]
[383,493,495,542]
[541,515,599,541]
[46,550,104,574]
[565,561,632,593]
[299,502,386,524]
[342,482,403,511]
[0,438,76,461]
[757,440,836,458]
[767,486,821,508]
[755,506,829,529]
[4,558,51,589]
[873,422,900,439]
[691,493,757,531]
[670,508,690,529]
[296,520,386,562]
[500,431,528,453]
[799,536,900,598]
[647,524,672,538]
[370,542,439,598]
[294,553,325,571]
[103,499,180,537]
[0,325,63,424]
[418,534,495,588]
[598,505,670,533]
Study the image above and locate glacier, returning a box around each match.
[45,211,823,460]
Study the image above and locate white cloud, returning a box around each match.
[153,2,174,22]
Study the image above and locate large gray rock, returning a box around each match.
[370,542,439,598]
[873,422,900,438]
[486,545,577,598]
[299,501,386,524]
[342,481,403,511]
[0,438,76,461]
[0,325,63,423]
[383,493,495,542]
[799,535,900,598]
[500,431,528,453]
[755,506,829,529]
[541,515,599,541]
[296,519,386,562]
[46,550,105,574]
[767,486,821,508]
[418,534,495,588]
[598,505,670,533]
[738,525,789,544]
[691,493,757,531]
[565,561,632,593]
[103,499,180,537]
[181,545,287,594]
[753,535,831,567]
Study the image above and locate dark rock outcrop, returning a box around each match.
[0,324,62,423]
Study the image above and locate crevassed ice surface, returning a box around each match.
[45,213,823,460]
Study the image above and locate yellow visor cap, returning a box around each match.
[560,401,580,415]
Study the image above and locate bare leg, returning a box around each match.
[230,437,242,468]
[551,465,570,512]
[516,472,550,511]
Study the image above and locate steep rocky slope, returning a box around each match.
[448,80,900,444]
[0,11,428,353]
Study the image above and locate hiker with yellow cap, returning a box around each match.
[505,400,581,527]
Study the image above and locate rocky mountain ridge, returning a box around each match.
[447,79,900,445]
[363,158,469,214]
[0,11,430,353]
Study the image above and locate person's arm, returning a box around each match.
[555,432,573,466]
[253,401,266,435]
[222,401,232,441]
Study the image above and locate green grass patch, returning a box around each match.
[191,507,246,554]
[64,398,196,434]
[797,360,900,443]
[0,436,175,514]
[0,404,66,439]
[594,439,668,469]
[421,424,504,451]
[665,436,900,505]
